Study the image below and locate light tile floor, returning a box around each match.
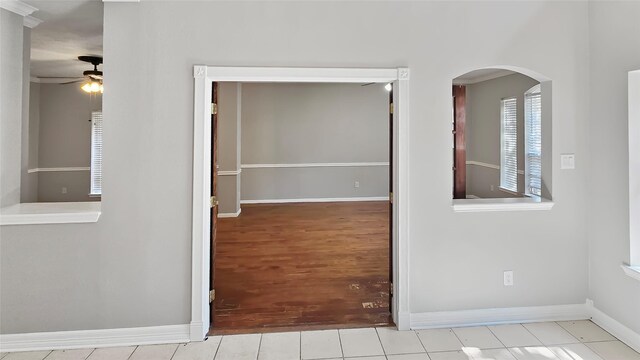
[1,320,639,360]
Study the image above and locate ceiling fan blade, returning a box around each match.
[361,82,375,87]
[60,79,85,85]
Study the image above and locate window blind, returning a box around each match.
[90,111,103,196]
[500,98,518,192]
[525,85,542,197]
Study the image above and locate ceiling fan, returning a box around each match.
[37,55,103,93]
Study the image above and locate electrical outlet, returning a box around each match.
[491,185,495,191]
[61,187,67,194]
[354,181,360,188]
[504,271,514,286]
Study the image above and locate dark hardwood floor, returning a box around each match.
[211,201,392,334]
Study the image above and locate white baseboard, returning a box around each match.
[240,196,389,204]
[218,209,241,218]
[587,299,640,353]
[410,303,589,330]
[0,324,190,352]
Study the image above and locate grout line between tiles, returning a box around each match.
[485,325,509,349]
[414,328,430,353]
[126,345,138,360]
[374,328,387,357]
[41,350,53,359]
[168,343,180,360]
[255,333,263,360]
[84,348,97,360]
[449,326,468,352]
[337,329,345,359]
[212,335,223,360]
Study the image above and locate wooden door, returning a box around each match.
[210,82,219,325]
[452,85,466,199]
[388,85,393,312]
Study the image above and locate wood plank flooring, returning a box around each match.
[211,201,391,333]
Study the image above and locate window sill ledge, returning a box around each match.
[452,197,554,212]
[621,264,640,282]
[0,202,101,226]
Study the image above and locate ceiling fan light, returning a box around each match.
[100,84,104,93]
[81,82,92,93]
[90,82,100,92]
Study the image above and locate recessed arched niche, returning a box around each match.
[451,67,552,205]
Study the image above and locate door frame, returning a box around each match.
[190,66,410,340]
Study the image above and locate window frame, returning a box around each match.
[524,84,542,198]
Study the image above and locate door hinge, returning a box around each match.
[210,196,218,208]
[389,192,393,203]
[211,103,218,115]
[390,282,393,295]
[209,289,215,303]
[390,103,394,114]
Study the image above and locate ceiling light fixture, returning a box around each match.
[81,79,103,94]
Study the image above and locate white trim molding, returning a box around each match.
[588,299,640,353]
[0,202,101,226]
[192,65,410,338]
[0,0,37,17]
[452,197,554,212]
[0,324,189,352]
[27,167,90,174]
[411,303,589,330]
[621,264,640,282]
[23,15,42,28]
[218,170,241,176]
[628,71,640,266]
[242,162,389,169]
[241,197,388,205]
[218,209,242,218]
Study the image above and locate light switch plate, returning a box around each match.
[561,154,575,169]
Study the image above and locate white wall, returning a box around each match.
[588,1,640,335]
[0,1,591,333]
[240,82,389,201]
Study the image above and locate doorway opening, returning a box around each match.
[210,81,392,333]
[191,66,409,340]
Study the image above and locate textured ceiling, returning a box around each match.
[24,0,103,79]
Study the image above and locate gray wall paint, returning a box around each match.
[241,83,389,164]
[0,9,24,207]
[217,82,241,214]
[20,27,38,203]
[36,83,101,202]
[588,1,640,335]
[37,172,95,203]
[25,82,41,201]
[242,166,388,201]
[465,73,539,198]
[0,2,591,333]
[241,82,389,201]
